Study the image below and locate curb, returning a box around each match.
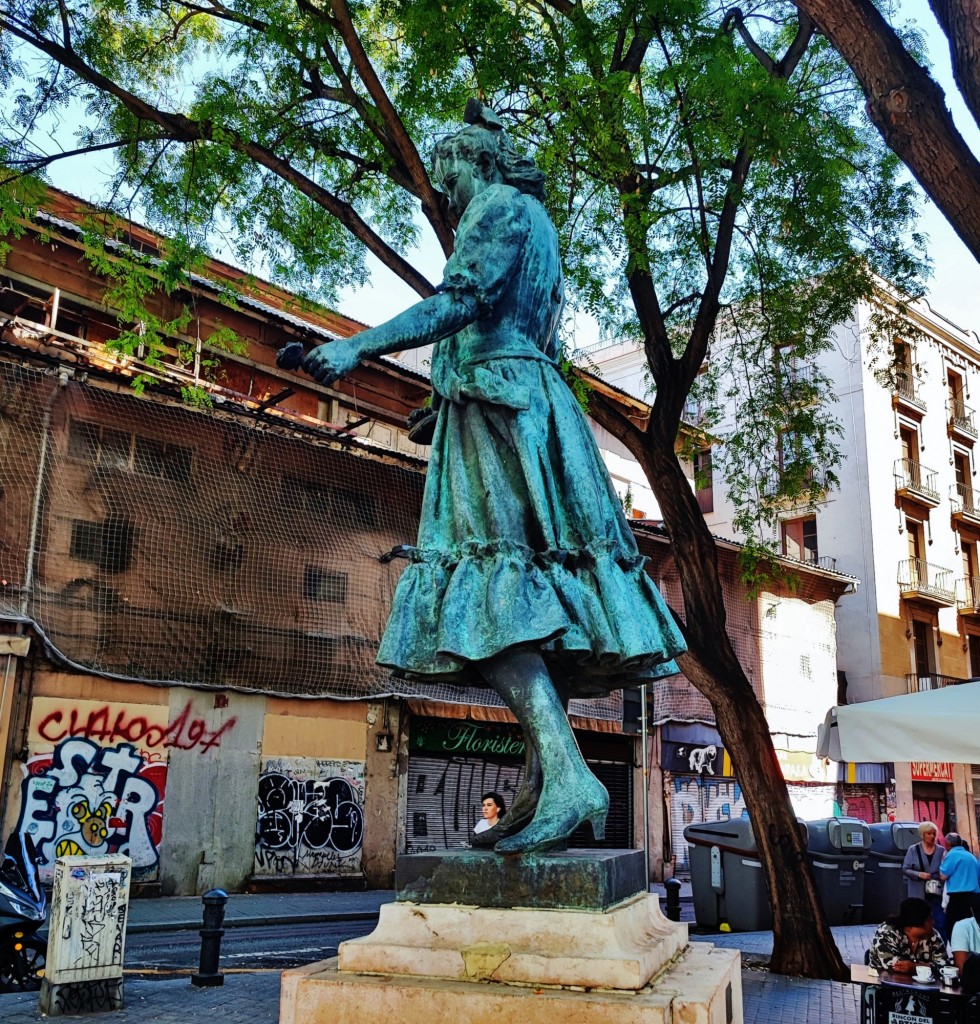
[127,910,382,935]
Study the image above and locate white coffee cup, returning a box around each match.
[914,966,933,982]
[941,967,958,985]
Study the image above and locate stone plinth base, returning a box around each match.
[396,849,645,911]
[339,893,685,990]
[280,943,742,1024]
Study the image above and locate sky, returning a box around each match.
[37,0,980,341]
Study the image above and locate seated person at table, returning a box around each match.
[950,893,980,971]
[869,897,950,974]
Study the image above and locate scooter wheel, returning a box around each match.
[0,934,46,992]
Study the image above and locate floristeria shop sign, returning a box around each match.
[411,718,526,759]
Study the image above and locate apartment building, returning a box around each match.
[580,290,980,850]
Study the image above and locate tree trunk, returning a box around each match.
[795,0,980,263]
[928,0,980,130]
[588,383,849,977]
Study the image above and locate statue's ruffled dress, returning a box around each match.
[377,184,686,693]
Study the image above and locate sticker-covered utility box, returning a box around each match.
[39,855,132,1016]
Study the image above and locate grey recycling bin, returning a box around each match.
[863,821,920,923]
[683,818,783,932]
[804,816,871,925]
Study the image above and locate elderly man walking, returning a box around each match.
[942,833,980,940]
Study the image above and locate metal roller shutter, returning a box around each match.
[405,752,634,852]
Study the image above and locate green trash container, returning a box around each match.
[863,822,919,923]
[684,818,806,932]
[804,816,871,925]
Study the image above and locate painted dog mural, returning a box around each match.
[17,737,166,882]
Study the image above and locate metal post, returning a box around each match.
[664,878,682,922]
[640,682,650,887]
[191,889,228,988]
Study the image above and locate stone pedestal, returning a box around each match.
[339,892,685,989]
[279,850,742,1024]
[281,942,741,1024]
[396,848,646,911]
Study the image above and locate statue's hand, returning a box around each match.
[278,338,364,386]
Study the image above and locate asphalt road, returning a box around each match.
[124,921,375,976]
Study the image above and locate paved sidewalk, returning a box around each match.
[0,888,879,1024]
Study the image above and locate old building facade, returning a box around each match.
[580,290,980,854]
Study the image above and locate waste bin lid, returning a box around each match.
[807,816,871,851]
[683,817,759,853]
[868,821,919,855]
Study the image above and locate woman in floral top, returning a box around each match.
[869,897,950,974]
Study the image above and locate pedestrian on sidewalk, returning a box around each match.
[903,822,947,939]
[941,833,980,940]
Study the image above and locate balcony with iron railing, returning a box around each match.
[950,482,980,527]
[955,576,980,614]
[894,458,941,506]
[905,672,969,694]
[683,398,707,428]
[891,370,927,412]
[897,558,955,605]
[949,396,978,440]
[791,551,838,572]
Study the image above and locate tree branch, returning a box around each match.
[794,0,980,262]
[0,137,170,187]
[0,17,438,297]
[326,0,456,256]
[927,0,980,129]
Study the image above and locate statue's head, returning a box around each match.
[433,102,545,215]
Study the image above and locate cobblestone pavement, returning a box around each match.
[1,929,878,1024]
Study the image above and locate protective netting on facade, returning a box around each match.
[0,359,621,719]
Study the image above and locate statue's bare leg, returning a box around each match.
[478,647,608,855]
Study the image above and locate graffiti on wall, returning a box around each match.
[843,794,878,824]
[669,775,747,873]
[33,698,236,753]
[18,696,235,884]
[914,798,947,835]
[254,758,365,877]
[17,738,166,883]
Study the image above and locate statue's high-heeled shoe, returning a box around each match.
[494,777,608,856]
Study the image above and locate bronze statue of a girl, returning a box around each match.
[280,103,686,855]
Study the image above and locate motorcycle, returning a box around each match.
[0,831,47,992]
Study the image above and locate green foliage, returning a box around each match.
[0,0,926,559]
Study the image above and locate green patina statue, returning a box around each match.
[281,103,686,855]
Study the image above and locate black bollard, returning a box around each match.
[191,888,228,988]
[664,877,682,922]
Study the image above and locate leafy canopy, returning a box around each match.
[0,0,925,547]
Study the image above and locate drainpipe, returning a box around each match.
[21,369,70,618]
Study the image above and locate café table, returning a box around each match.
[850,964,977,1024]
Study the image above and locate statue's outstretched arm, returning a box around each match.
[278,290,480,387]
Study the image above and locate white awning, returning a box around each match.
[816,682,980,764]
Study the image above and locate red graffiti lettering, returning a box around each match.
[38,710,68,742]
[199,718,236,753]
[34,702,237,754]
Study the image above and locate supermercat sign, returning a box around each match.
[910,761,954,782]
[411,718,526,758]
